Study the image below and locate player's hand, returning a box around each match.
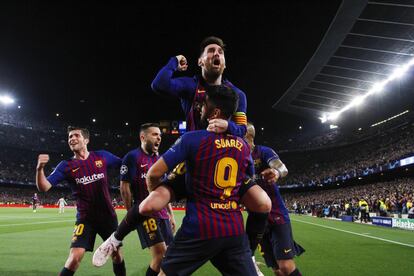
[37,154,50,170]
[170,216,176,233]
[176,55,188,71]
[207,119,228,133]
[261,168,280,184]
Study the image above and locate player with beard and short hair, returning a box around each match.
[94,123,175,276]
[151,36,247,135]
[36,126,126,276]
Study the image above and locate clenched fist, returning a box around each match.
[176,55,188,71]
[37,154,50,170]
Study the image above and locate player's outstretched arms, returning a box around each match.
[36,154,52,192]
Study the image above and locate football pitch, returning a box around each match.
[0,208,413,276]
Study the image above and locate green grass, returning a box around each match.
[0,208,413,275]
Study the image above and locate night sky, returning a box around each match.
[0,1,341,133]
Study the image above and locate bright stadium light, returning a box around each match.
[92,118,96,123]
[321,56,414,123]
[350,95,365,106]
[0,95,15,105]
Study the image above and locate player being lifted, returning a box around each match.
[116,123,175,276]
[57,197,68,214]
[152,37,272,271]
[151,36,247,136]
[245,123,304,276]
[36,126,126,276]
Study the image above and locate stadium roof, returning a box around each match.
[273,0,414,124]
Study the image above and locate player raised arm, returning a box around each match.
[36,154,52,192]
[151,56,194,99]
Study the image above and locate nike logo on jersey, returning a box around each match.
[140,164,148,168]
[72,167,80,173]
[284,249,292,254]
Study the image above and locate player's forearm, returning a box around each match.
[120,182,132,210]
[35,169,52,192]
[227,120,247,137]
[167,203,174,216]
[147,176,162,192]
[151,57,178,95]
[269,159,288,178]
[147,158,169,192]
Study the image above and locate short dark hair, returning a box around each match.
[140,123,160,133]
[67,126,90,139]
[206,85,239,119]
[200,36,226,56]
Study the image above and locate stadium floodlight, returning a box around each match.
[320,55,414,123]
[328,111,340,121]
[320,114,328,123]
[0,95,15,105]
[388,65,410,81]
[350,95,365,106]
[369,81,386,94]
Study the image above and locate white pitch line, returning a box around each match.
[291,218,414,248]
[0,219,73,227]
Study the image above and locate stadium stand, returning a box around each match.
[1,109,413,214]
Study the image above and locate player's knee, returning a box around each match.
[257,192,271,213]
[65,251,84,269]
[139,200,153,216]
[278,260,296,275]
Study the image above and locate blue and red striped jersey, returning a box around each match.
[162,130,254,239]
[252,145,290,225]
[47,150,121,221]
[151,57,247,137]
[120,148,169,219]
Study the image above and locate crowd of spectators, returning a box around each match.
[278,122,414,188]
[1,109,414,216]
[283,178,414,218]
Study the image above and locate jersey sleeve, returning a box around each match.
[228,87,247,137]
[120,152,134,182]
[246,155,255,178]
[261,146,280,166]
[162,132,193,170]
[151,57,196,99]
[99,150,122,169]
[47,161,67,186]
